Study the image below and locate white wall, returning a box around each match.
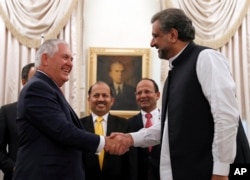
[83,0,162,104]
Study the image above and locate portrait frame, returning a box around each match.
[87,47,151,118]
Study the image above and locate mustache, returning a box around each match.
[96,101,106,105]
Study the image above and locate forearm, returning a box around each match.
[130,120,161,147]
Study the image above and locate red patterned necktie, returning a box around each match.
[145,113,153,152]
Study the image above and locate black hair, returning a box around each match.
[21,63,35,81]
[151,8,195,41]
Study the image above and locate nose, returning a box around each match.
[97,95,105,101]
[66,59,73,66]
[150,38,155,47]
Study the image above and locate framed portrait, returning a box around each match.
[87,47,150,118]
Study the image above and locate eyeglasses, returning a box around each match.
[135,90,155,96]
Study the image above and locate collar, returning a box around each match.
[141,108,160,119]
[37,70,62,91]
[168,43,189,70]
[91,113,109,123]
[113,83,123,89]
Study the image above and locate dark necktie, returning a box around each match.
[145,113,153,152]
[117,85,121,96]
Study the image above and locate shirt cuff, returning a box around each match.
[213,162,230,176]
[130,132,144,147]
[96,135,105,154]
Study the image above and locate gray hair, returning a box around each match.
[151,8,195,41]
[35,39,68,67]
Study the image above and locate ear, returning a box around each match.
[168,28,178,43]
[41,53,49,66]
[110,97,115,106]
[156,92,161,100]
[21,79,26,86]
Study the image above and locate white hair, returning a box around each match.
[35,39,68,67]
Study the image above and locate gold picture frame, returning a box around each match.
[87,47,151,118]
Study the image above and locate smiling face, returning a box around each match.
[150,20,177,60]
[135,79,160,112]
[40,43,73,87]
[88,82,114,116]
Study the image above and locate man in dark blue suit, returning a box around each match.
[13,39,122,180]
[0,63,36,180]
[108,61,138,110]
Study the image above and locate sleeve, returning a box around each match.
[19,81,100,153]
[130,117,161,147]
[197,49,240,176]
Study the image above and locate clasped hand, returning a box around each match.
[104,133,133,155]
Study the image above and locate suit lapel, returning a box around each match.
[106,114,116,136]
[36,72,82,128]
[68,105,82,128]
[137,113,144,128]
[84,116,95,132]
[134,113,144,129]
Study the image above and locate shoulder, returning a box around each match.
[0,102,17,110]
[79,115,92,123]
[197,49,230,70]
[21,75,59,98]
[109,114,128,123]
[128,113,141,121]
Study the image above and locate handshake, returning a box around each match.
[104,133,134,155]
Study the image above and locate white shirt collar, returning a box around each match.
[91,112,109,123]
[141,108,160,120]
[168,43,189,70]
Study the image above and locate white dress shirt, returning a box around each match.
[141,108,160,127]
[131,47,239,179]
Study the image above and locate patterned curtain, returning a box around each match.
[0,0,85,116]
[160,0,250,139]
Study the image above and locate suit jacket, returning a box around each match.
[129,113,160,180]
[13,71,100,180]
[80,114,138,180]
[109,83,138,110]
[0,102,18,180]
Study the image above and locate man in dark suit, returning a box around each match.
[80,81,137,180]
[129,78,161,180]
[0,63,36,180]
[12,39,122,180]
[108,61,138,110]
